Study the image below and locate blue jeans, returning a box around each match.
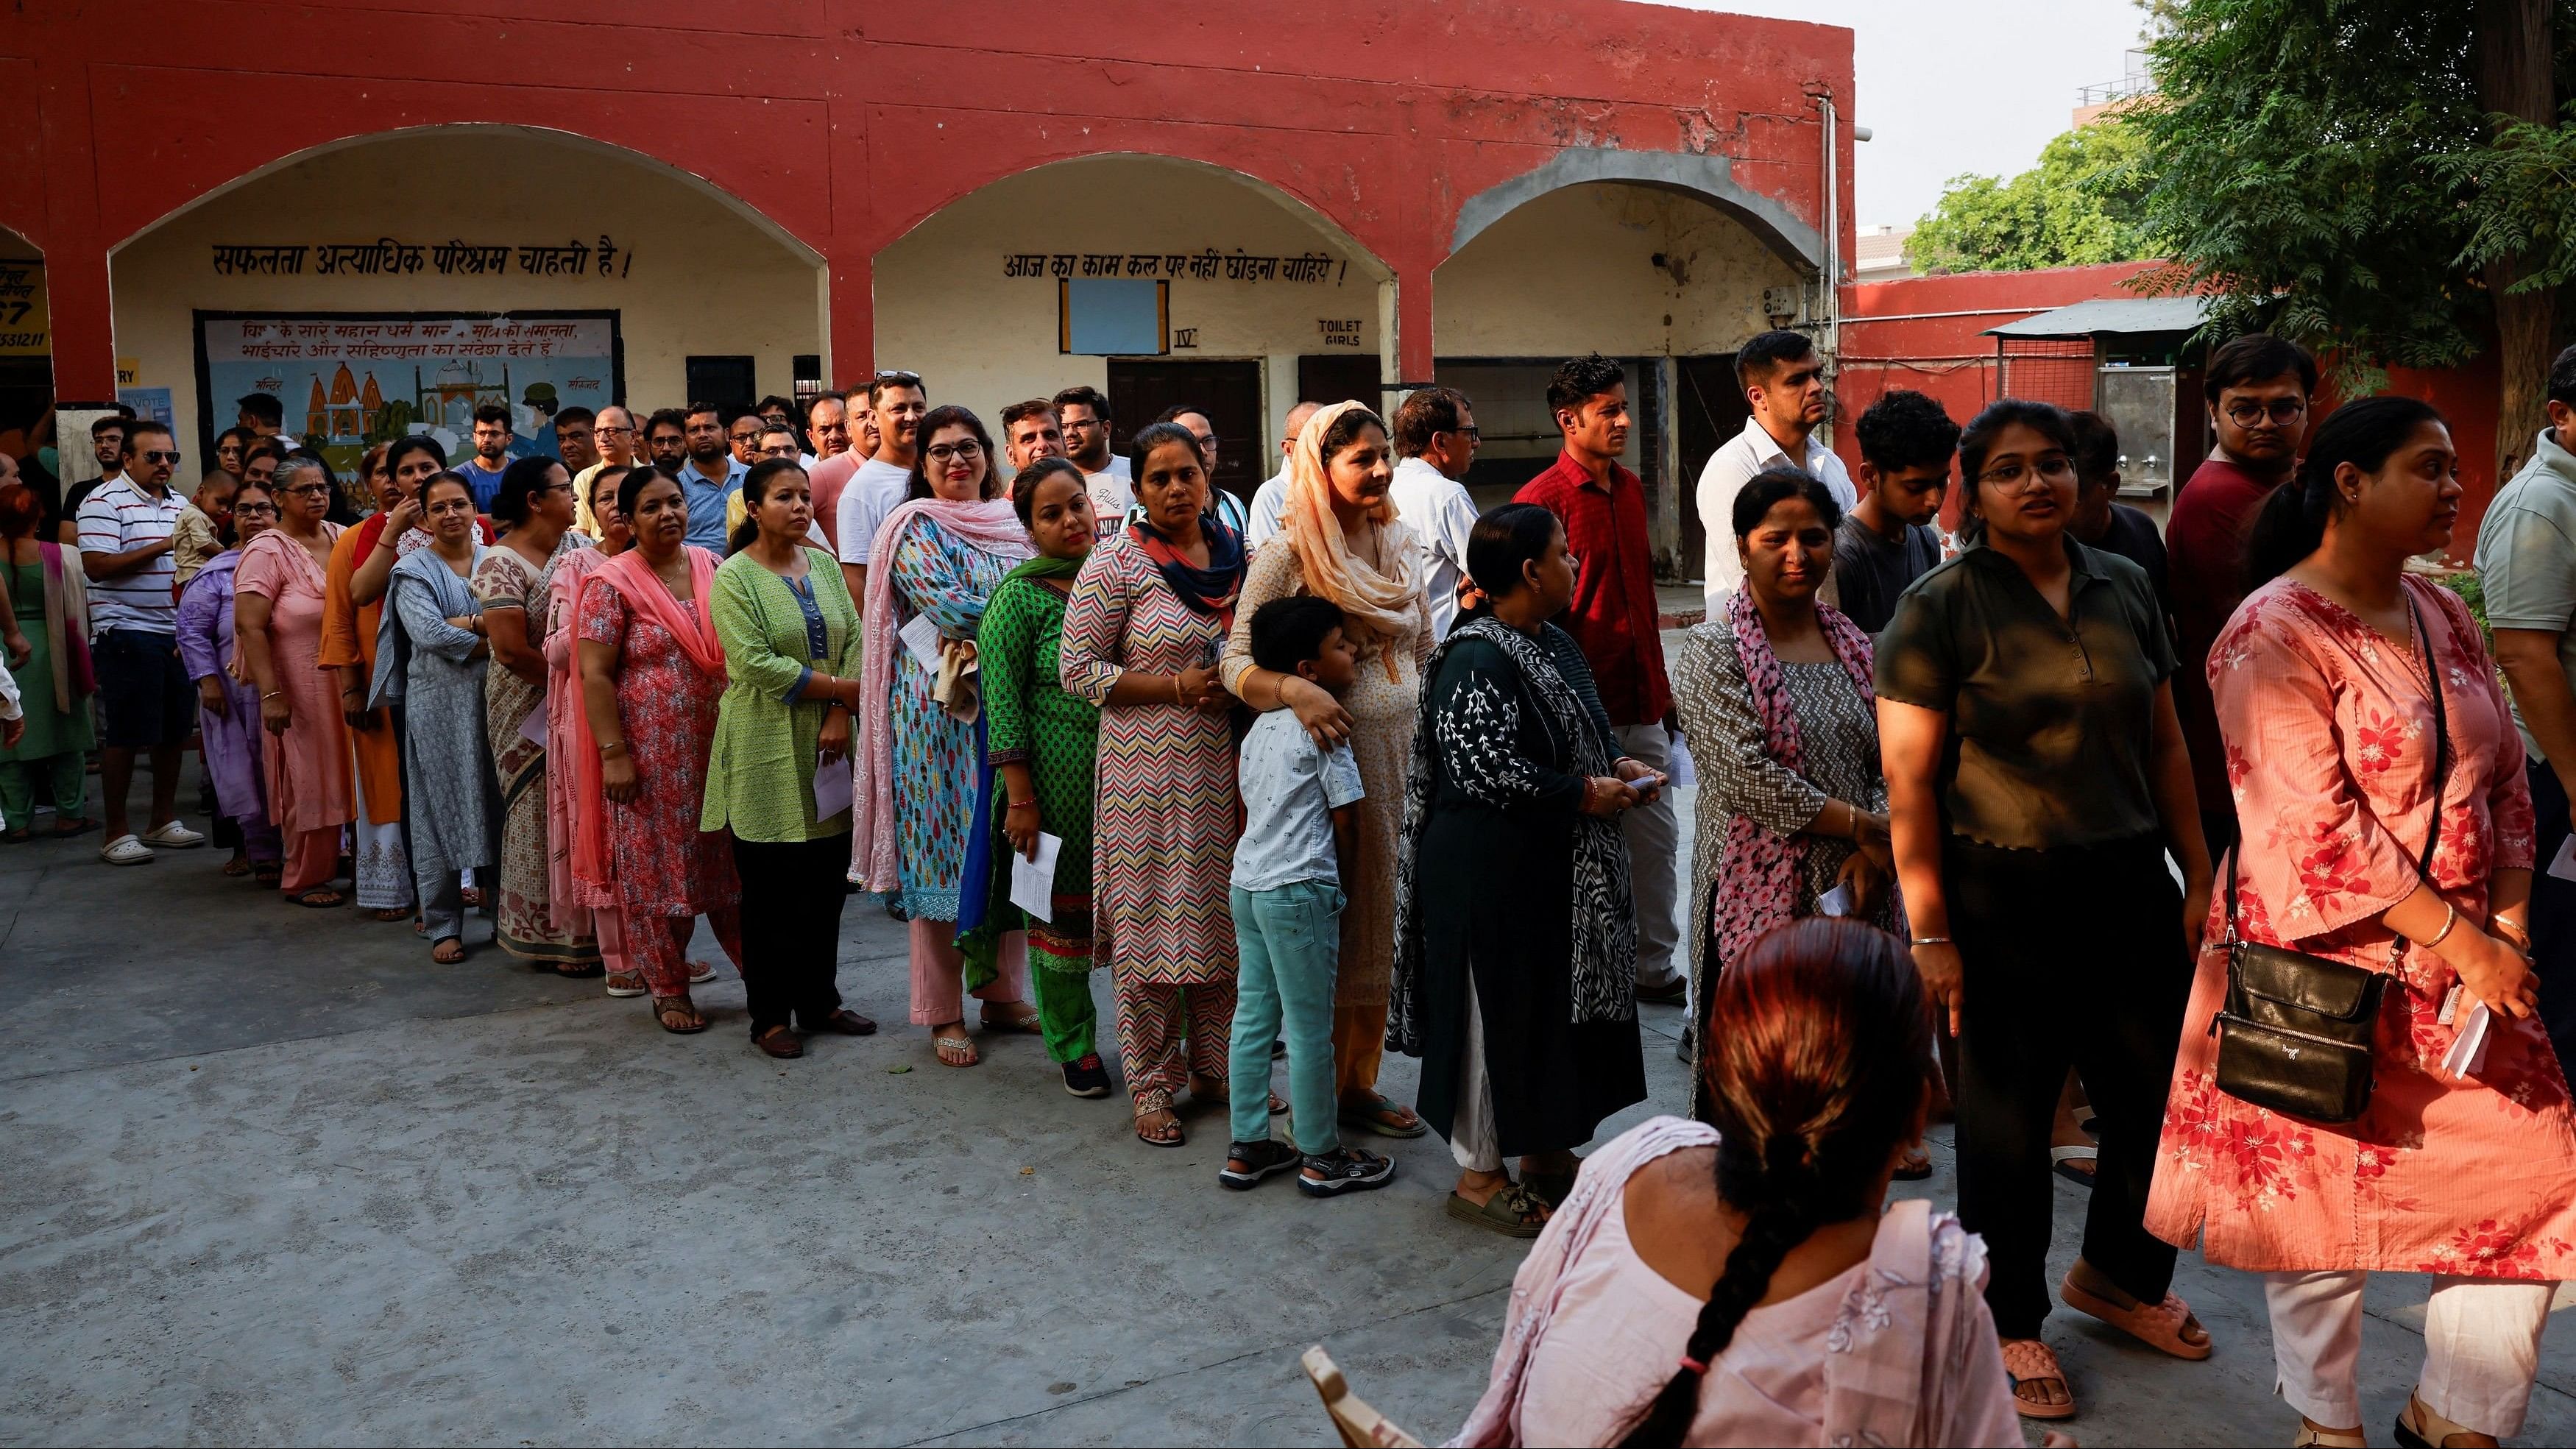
[1228,880,1345,1153]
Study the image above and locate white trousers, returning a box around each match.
[2265,1269,2555,1436]
[1451,973,1502,1173]
[1613,723,1682,990]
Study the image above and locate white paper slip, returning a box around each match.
[1817,883,1854,918]
[1010,832,1064,922]
[2550,835,2576,882]
[1666,736,1696,791]
[2441,1000,2492,1078]
[899,614,945,673]
[518,697,548,748]
[811,757,853,818]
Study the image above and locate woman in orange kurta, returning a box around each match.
[321,439,434,918]
[2145,397,2576,1447]
[235,457,352,904]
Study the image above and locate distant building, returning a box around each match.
[1854,224,1913,283]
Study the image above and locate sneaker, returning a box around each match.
[1218,1138,1301,1191]
[1061,1054,1112,1098]
[139,821,207,849]
[99,834,155,866]
[1298,1147,1397,1198]
[1635,974,1688,1006]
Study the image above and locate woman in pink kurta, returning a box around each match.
[233,475,351,904]
[2145,397,2576,1445]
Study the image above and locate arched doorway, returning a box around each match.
[107,125,827,479]
[1433,177,1813,579]
[874,154,1396,503]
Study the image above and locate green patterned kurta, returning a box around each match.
[702,548,860,843]
[974,573,1099,975]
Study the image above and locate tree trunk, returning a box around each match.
[2480,0,2555,489]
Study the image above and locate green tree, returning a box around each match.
[2127,0,2563,479]
[1906,122,2156,274]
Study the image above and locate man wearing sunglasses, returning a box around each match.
[77,421,207,865]
[2165,333,2317,859]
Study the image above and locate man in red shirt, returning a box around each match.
[2165,334,2316,858]
[1515,355,1686,1002]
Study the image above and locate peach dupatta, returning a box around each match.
[569,547,723,890]
[1280,398,1423,642]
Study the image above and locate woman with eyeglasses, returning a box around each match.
[371,472,500,963]
[472,456,598,972]
[175,478,280,882]
[1874,400,2213,1421]
[234,457,354,907]
[850,405,1039,1067]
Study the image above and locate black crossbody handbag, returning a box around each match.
[2211,594,2446,1124]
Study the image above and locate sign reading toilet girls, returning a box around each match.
[194,309,623,478]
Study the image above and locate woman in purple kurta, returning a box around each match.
[176,543,283,879]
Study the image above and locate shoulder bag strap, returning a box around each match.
[2407,589,2451,876]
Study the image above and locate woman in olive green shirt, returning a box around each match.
[707,459,877,1059]
[1875,400,2213,1420]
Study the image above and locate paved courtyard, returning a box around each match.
[4,734,2574,1444]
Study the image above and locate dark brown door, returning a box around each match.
[1296,353,1383,411]
[1676,355,1749,584]
[684,355,757,415]
[1105,358,1265,504]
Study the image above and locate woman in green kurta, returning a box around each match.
[966,458,1109,1098]
[704,459,878,1060]
[0,485,97,837]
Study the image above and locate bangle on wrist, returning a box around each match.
[1910,935,1952,946]
[600,740,627,757]
[1172,673,1184,706]
[1008,797,1038,809]
[2424,901,2458,949]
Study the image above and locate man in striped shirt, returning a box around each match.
[77,420,207,865]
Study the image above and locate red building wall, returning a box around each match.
[0,0,1858,398]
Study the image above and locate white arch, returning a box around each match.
[1451,148,1824,274]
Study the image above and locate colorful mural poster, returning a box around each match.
[194,311,622,478]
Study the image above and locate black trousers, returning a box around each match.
[1947,832,2191,1339]
[2521,761,2576,1071]
[731,832,852,1035]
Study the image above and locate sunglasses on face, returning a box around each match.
[136,450,182,466]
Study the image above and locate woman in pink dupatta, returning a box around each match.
[849,405,1036,1069]
[1453,920,2018,1449]
[574,466,743,1032]
[2145,399,2576,1447]
[546,465,632,994]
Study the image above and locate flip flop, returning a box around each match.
[2059,1275,2212,1361]
[1338,1091,1428,1138]
[2051,1144,2098,1188]
[981,1004,1044,1034]
[1894,1148,1934,1181]
[933,1034,980,1068]
[287,887,346,908]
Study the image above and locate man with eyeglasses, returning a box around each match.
[2166,333,2317,858]
[1052,386,1129,522]
[573,404,639,536]
[726,407,765,470]
[1387,386,1483,636]
[1694,328,1855,609]
[835,372,927,603]
[644,408,690,472]
[676,401,750,553]
[1248,400,1324,548]
[77,421,208,865]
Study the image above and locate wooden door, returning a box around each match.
[1105,358,1266,504]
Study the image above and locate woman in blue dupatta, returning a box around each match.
[372,471,499,963]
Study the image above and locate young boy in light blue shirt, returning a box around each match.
[1217,596,1395,1197]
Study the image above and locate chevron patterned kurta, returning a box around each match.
[1059,531,1239,987]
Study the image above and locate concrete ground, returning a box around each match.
[5,735,2575,1445]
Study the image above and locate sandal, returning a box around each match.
[1,827,32,845]
[1446,1181,1549,1237]
[656,996,710,1035]
[371,907,411,922]
[751,1022,800,1057]
[459,886,484,908]
[221,854,253,877]
[551,960,606,978]
[289,886,346,909]
[933,1032,980,1068]
[430,936,466,964]
[1133,1088,1184,1148]
[2051,1144,2098,1187]
[1999,1338,2076,1420]
[604,971,648,999]
[2059,1273,2210,1360]
[51,816,96,840]
[2395,1390,2478,1449]
[252,862,283,887]
[1894,1147,1934,1181]
[2296,1423,2368,1448]
[1218,1138,1301,1190]
[1339,1091,1427,1138]
[1521,1166,1578,1210]
[980,1001,1044,1034]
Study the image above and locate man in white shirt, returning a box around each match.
[1053,386,1130,521]
[837,371,927,603]
[1694,329,1855,608]
[1386,386,1482,636]
[77,422,207,864]
[1248,400,1323,548]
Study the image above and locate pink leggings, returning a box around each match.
[908,918,1029,1025]
[628,907,743,998]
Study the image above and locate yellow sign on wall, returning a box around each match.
[0,260,44,357]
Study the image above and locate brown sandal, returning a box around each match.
[751,1022,799,1057]
[655,996,709,1035]
[2059,1275,2212,1360]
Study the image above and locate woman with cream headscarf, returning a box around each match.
[1221,399,1434,1140]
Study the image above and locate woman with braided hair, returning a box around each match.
[1451,918,2022,1448]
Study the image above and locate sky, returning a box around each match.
[1657,0,2149,230]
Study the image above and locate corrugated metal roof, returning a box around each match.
[1983,296,2210,339]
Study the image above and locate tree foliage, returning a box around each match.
[1906,123,2157,274]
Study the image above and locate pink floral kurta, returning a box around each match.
[2146,575,2576,1278]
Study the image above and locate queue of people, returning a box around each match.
[9,336,2576,1447]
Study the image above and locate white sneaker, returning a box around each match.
[99,834,155,866]
[139,821,207,849]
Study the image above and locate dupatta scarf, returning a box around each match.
[1280,397,1423,647]
[1708,585,1880,971]
[35,542,95,711]
[567,545,722,891]
[848,495,1034,891]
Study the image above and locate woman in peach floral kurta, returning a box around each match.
[2145,573,2576,1277]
